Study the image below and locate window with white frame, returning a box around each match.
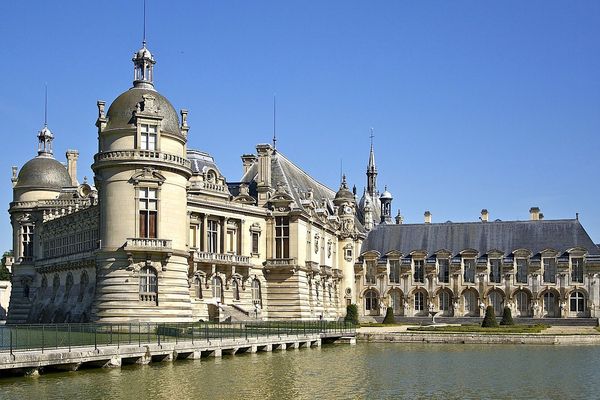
[275,216,290,258]
[463,259,475,283]
[139,266,158,304]
[414,259,424,283]
[212,276,223,303]
[21,225,34,260]
[570,291,585,313]
[389,260,401,284]
[490,259,501,283]
[251,232,260,254]
[252,279,262,307]
[414,291,425,311]
[438,258,449,283]
[365,261,377,285]
[140,124,157,150]
[139,188,157,238]
[543,258,556,283]
[516,258,528,283]
[571,257,584,283]
[207,220,219,253]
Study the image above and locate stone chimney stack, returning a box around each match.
[241,154,258,175]
[66,150,79,186]
[424,211,431,224]
[481,209,489,222]
[395,210,403,225]
[256,144,274,207]
[529,207,540,221]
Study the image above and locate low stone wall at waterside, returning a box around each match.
[358,332,600,345]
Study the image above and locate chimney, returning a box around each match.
[529,207,540,221]
[481,209,489,222]
[255,144,274,206]
[66,150,79,186]
[424,211,431,224]
[241,154,258,175]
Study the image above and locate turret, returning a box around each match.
[379,186,393,224]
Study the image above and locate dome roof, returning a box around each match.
[134,45,154,61]
[334,175,354,205]
[380,189,393,200]
[15,156,71,190]
[104,87,181,135]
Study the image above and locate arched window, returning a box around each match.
[414,291,425,312]
[464,290,478,315]
[365,289,379,311]
[78,271,88,303]
[489,291,504,316]
[139,266,158,304]
[439,291,451,312]
[65,273,74,302]
[212,276,223,303]
[41,275,48,294]
[52,274,60,303]
[232,279,240,301]
[516,291,529,316]
[570,291,586,314]
[194,277,202,299]
[543,291,557,316]
[252,279,262,308]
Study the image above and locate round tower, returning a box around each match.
[91,42,192,322]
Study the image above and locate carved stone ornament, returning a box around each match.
[130,167,166,185]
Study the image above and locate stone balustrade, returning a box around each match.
[194,251,251,266]
[94,149,191,169]
[126,238,173,251]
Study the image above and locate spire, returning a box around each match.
[366,128,377,197]
[37,86,54,157]
[132,0,155,89]
[272,94,277,149]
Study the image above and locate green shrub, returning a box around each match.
[382,307,395,324]
[344,304,359,325]
[500,306,514,326]
[481,305,498,328]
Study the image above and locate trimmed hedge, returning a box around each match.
[481,305,499,328]
[500,306,515,326]
[344,304,359,325]
[382,307,395,324]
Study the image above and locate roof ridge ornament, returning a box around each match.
[37,85,54,157]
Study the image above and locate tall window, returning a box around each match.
[389,260,401,284]
[464,290,477,314]
[21,225,34,260]
[139,188,157,238]
[78,272,88,303]
[571,258,584,283]
[438,258,449,283]
[227,229,236,254]
[207,220,219,253]
[516,291,529,315]
[463,259,475,283]
[439,291,451,311]
[365,289,379,311]
[543,291,556,315]
[414,291,425,311]
[232,280,240,301]
[212,276,223,303]
[489,259,501,283]
[390,290,402,314]
[275,216,289,258]
[52,274,60,303]
[543,258,557,283]
[65,273,74,302]
[139,266,158,304]
[140,124,157,150]
[366,262,377,285]
[252,279,262,307]
[251,232,260,254]
[516,258,528,283]
[414,259,424,283]
[489,291,503,316]
[570,291,585,313]
[189,225,199,249]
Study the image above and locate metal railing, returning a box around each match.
[0,321,355,354]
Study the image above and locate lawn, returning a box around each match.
[406,324,549,334]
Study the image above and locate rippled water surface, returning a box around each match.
[1,343,599,399]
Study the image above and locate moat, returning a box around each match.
[1,342,600,399]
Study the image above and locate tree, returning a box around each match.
[344,304,359,326]
[500,306,515,326]
[382,307,395,324]
[481,305,498,328]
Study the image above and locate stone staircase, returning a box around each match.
[219,304,259,322]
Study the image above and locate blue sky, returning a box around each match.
[0,1,599,252]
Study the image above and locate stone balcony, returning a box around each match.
[194,251,251,266]
[264,258,297,273]
[94,149,191,169]
[125,238,173,253]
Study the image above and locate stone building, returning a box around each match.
[6,40,599,324]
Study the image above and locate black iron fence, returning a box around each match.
[0,321,355,354]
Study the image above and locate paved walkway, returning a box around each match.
[358,325,600,335]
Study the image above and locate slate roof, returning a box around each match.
[187,149,223,176]
[15,156,72,190]
[240,151,336,212]
[362,219,600,256]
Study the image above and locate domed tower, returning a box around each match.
[379,186,393,224]
[91,42,193,322]
[8,124,72,323]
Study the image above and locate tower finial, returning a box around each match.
[370,127,374,147]
[272,94,277,150]
[44,83,48,127]
[143,0,147,46]
[366,127,377,197]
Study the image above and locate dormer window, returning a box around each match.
[414,259,424,283]
[140,124,157,150]
[489,259,501,283]
[543,258,557,283]
[571,257,584,283]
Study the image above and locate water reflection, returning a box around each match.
[1,343,599,399]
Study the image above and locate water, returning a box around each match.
[1,343,599,399]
